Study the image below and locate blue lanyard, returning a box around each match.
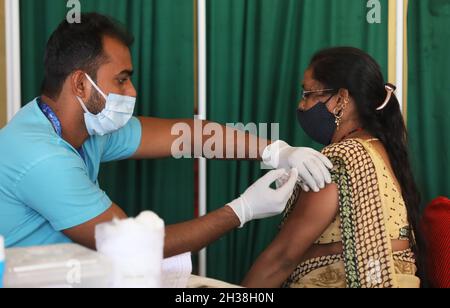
[38,99,62,136]
[38,98,86,161]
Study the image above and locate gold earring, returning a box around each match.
[333,98,348,129]
[333,107,343,129]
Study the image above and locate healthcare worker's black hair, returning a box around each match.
[309,47,426,286]
[41,12,134,99]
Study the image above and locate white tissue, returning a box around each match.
[95,211,165,288]
[162,253,192,288]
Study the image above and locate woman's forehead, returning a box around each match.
[302,69,322,89]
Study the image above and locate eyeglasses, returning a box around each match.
[301,88,337,100]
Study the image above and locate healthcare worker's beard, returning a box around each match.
[85,87,105,115]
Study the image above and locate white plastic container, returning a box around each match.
[95,211,165,288]
[4,243,112,288]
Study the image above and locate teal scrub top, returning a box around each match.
[0,99,142,248]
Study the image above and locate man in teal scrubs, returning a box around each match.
[0,13,332,257]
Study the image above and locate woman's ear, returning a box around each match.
[338,88,350,100]
[326,94,343,113]
[326,89,349,113]
[334,89,351,112]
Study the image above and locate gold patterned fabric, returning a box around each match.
[308,139,411,244]
[283,250,419,288]
[281,139,420,288]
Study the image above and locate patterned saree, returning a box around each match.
[281,139,420,288]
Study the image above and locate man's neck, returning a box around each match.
[40,94,89,149]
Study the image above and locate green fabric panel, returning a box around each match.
[19,0,195,223]
[206,0,388,284]
[408,0,450,207]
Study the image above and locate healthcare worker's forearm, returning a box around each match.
[133,117,270,160]
[163,206,240,258]
[187,119,271,160]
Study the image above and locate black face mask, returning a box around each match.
[297,96,336,145]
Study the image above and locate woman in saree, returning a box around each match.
[242,47,423,288]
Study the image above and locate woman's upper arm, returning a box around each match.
[269,183,340,266]
[242,183,340,287]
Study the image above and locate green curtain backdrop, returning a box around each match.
[206,0,388,284]
[408,0,450,209]
[19,0,195,224]
[20,0,448,287]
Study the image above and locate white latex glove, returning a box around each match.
[262,140,333,193]
[275,172,310,193]
[228,168,299,228]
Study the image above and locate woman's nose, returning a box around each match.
[298,100,305,110]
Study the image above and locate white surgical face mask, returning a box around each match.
[76,73,136,136]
